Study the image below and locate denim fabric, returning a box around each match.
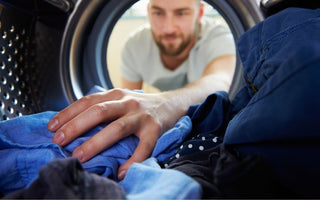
[186,91,230,136]
[224,7,320,196]
[120,158,202,199]
[0,111,192,195]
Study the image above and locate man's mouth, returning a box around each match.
[162,34,178,43]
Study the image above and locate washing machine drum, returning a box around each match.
[0,0,264,121]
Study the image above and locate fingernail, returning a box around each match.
[53,131,64,145]
[118,170,126,180]
[73,149,84,161]
[48,118,58,130]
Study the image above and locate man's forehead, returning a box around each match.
[149,0,198,9]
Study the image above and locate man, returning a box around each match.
[120,0,235,91]
[48,0,236,180]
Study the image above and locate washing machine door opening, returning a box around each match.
[60,0,264,103]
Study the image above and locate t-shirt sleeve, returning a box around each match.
[198,24,236,67]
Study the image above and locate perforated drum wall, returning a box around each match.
[0,6,39,120]
[0,1,70,121]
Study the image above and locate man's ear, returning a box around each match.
[198,2,205,20]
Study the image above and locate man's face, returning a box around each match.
[148,0,203,57]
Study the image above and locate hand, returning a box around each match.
[47,88,183,180]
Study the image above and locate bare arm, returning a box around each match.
[48,54,235,180]
[120,76,143,90]
[163,54,236,115]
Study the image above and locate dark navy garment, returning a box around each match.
[226,7,320,144]
[168,7,320,198]
[224,7,320,197]
[162,91,229,166]
[167,144,286,199]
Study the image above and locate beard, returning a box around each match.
[154,33,193,56]
[152,26,199,57]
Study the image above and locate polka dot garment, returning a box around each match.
[162,132,222,168]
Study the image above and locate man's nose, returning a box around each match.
[163,15,176,34]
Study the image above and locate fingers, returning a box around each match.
[117,124,159,180]
[72,114,141,163]
[52,100,128,146]
[117,143,154,180]
[48,89,125,132]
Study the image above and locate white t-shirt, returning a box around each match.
[120,18,235,91]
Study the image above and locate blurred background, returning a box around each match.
[107,0,228,93]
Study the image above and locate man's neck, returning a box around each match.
[160,53,188,71]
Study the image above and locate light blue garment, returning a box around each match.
[120,158,202,199]
[0,111,192,195]
[152,116,192,160]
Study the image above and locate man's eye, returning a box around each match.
[153,11,163,16]
[177,11,191,17]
